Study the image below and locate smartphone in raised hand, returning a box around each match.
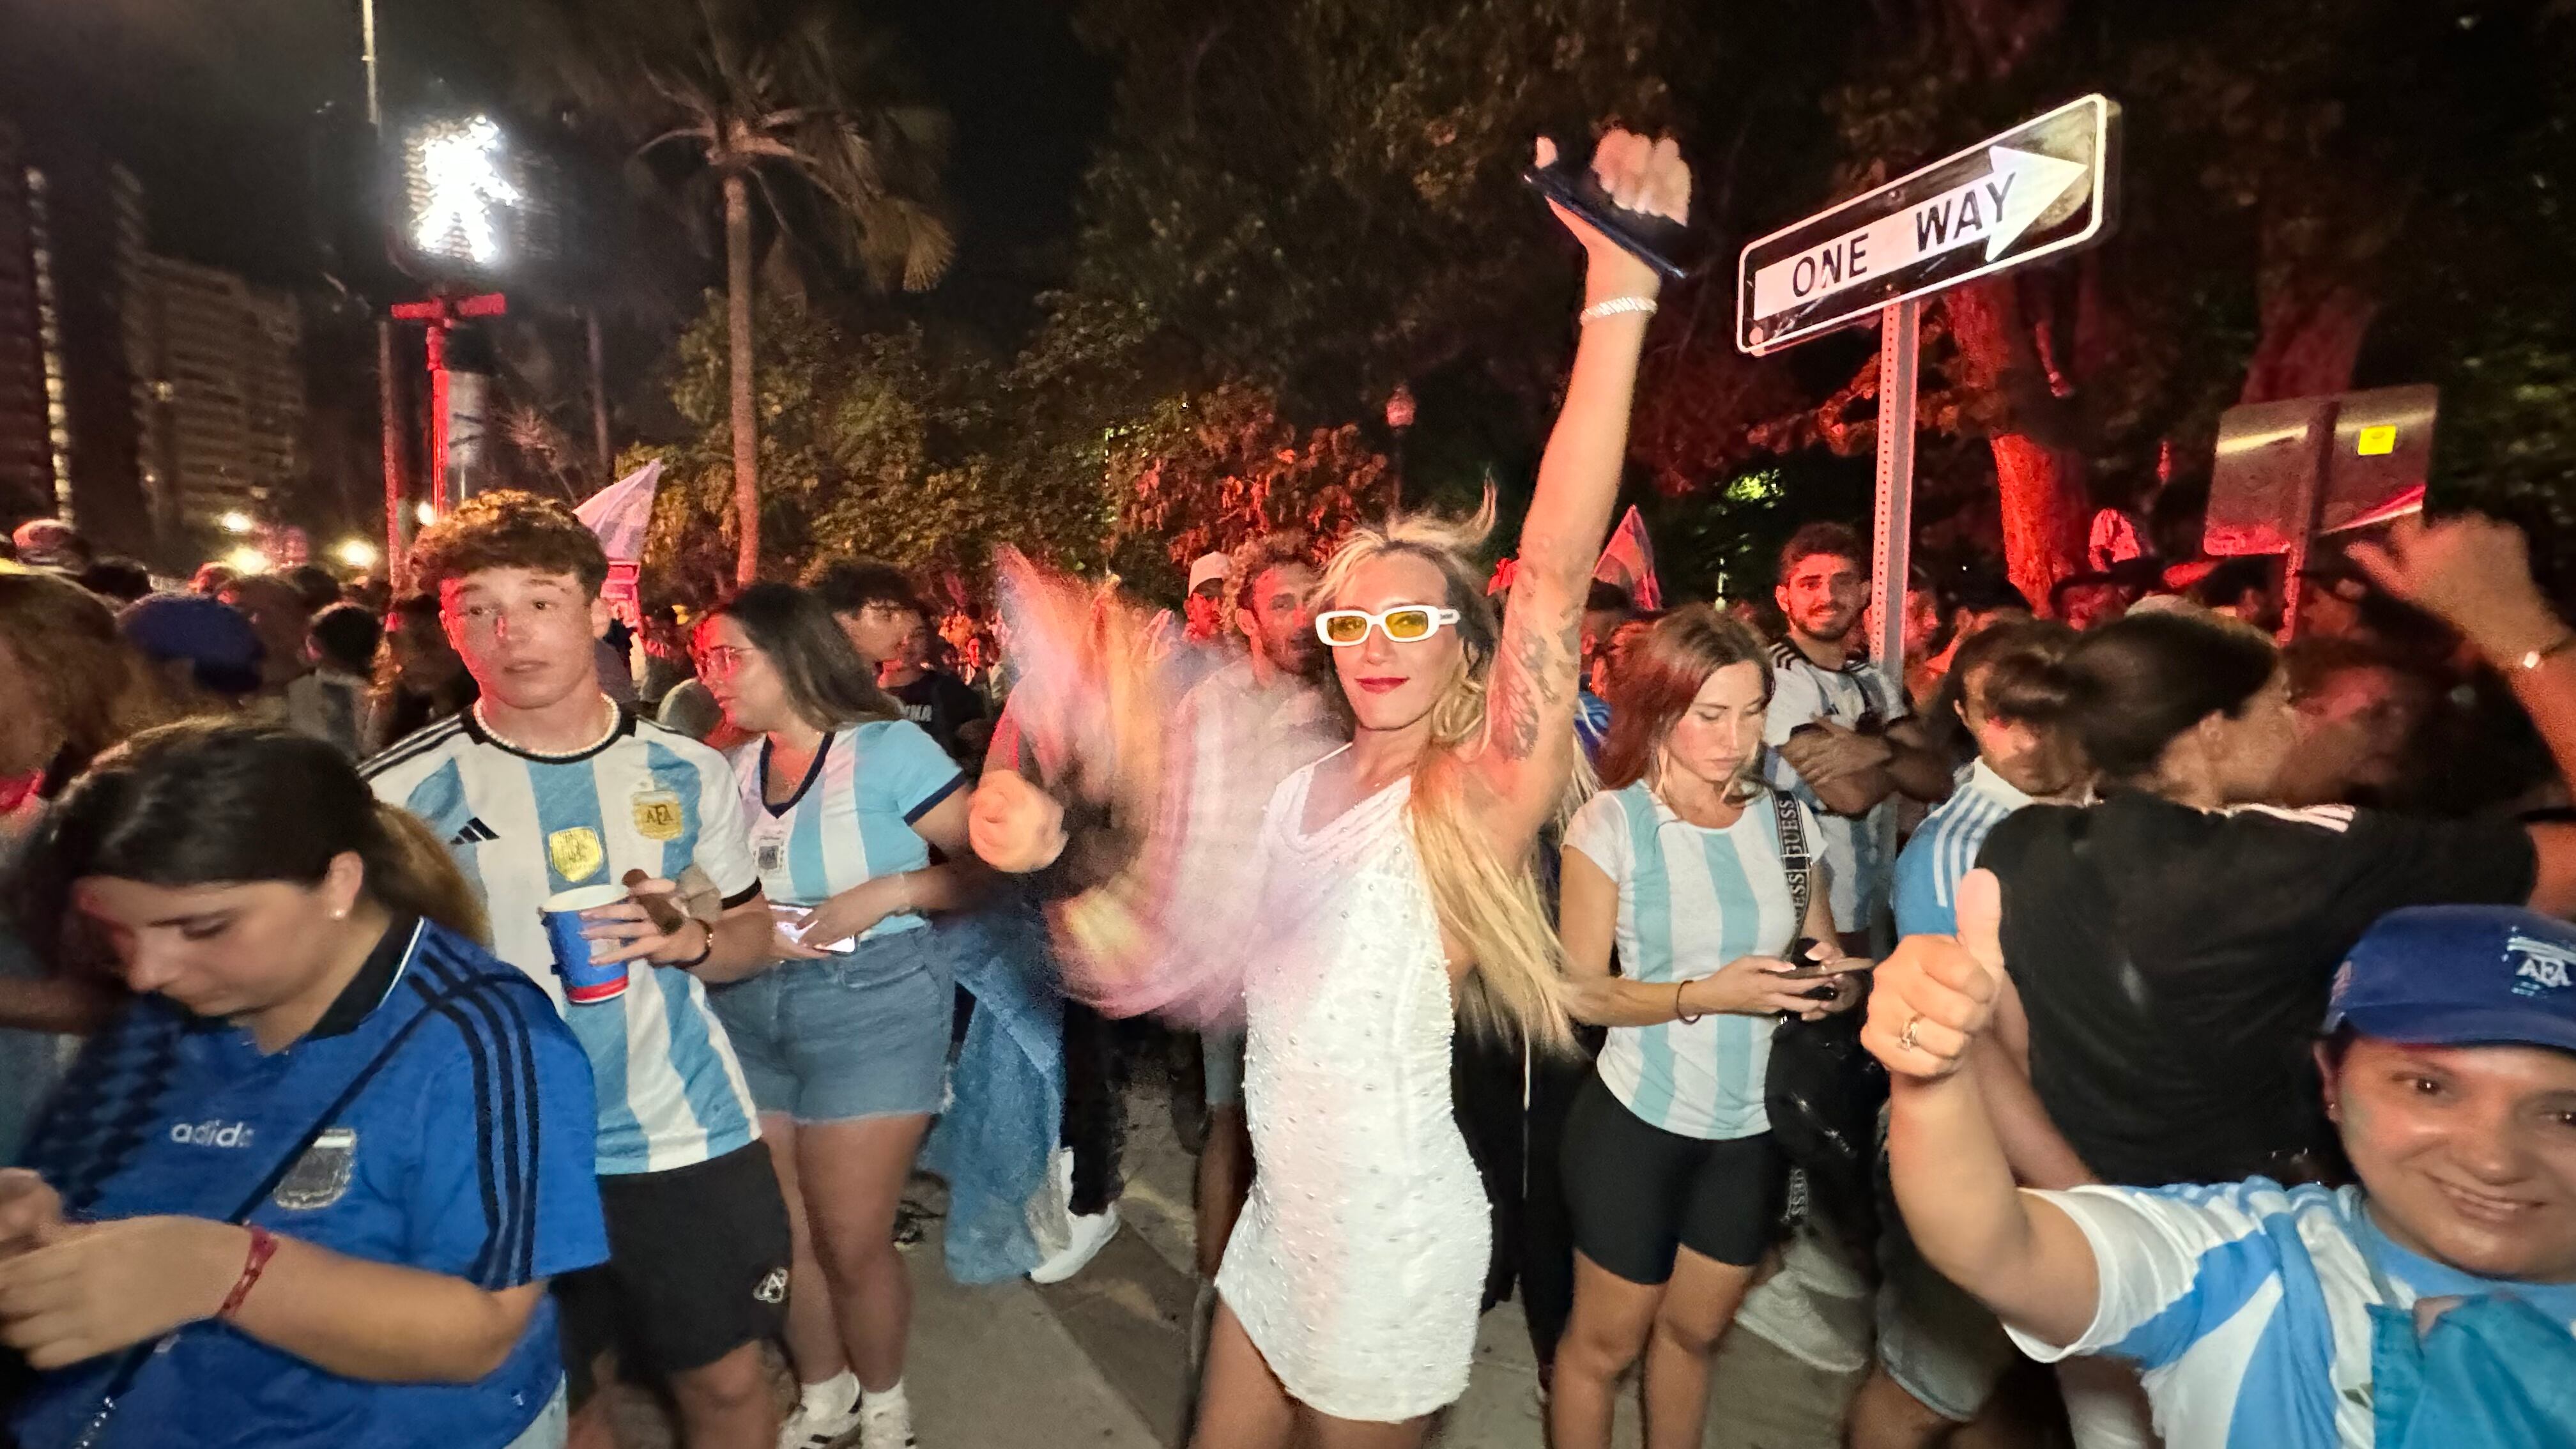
[1521,138,1714,280]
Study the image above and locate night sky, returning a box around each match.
[0,0,1108,314]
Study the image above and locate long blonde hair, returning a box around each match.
[1312,496,1585,1055]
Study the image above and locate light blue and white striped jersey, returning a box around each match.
[1892,759,2033,937]
[1563,781,1818,1139]
[1762,641,1908,933]
[2012,1178,2576,1449]
[364,705,763,1176]
[728,719,967,940]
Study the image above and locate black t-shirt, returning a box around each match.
[1979,791,2536,1188]
[891,670,989,763]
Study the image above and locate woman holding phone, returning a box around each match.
[0,721,603,1448]
[1550,606,1860,1449]
[694,583,979,1449]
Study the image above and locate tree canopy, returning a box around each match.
[598,0,2575,606]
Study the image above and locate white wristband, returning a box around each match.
[1579,295,1659,325]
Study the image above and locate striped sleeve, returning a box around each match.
[402,949,606,1287]
[2007,1180,2301,1368]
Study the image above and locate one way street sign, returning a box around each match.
[1737,95,2119,355]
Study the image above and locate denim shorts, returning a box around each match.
[709,926,952,1123]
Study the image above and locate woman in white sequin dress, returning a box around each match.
[971,129,1689,1448]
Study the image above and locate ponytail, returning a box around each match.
[367,802,489,944]
[2014,611,2277,782]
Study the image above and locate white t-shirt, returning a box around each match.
[2014,1178,2576,1449]
[1762,639,1908,933]
[1563,781,1819,1139]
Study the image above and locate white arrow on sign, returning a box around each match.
[1747,146,2090,326]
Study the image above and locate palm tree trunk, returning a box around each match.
[724,169,759,585]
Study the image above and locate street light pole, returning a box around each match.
[362,0,408,576]
[1384,383,1415,519]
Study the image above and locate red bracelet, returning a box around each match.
[218,1225,279,1321]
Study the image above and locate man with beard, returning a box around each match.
[1764,524,1953,954]
[1165,537,1336,1315]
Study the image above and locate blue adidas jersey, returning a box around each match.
[729,719,965,940]
[2015,1178,2576,1449]
[13,919,607,1449]
[363,706,763,1175]
[1891,760,2033,938]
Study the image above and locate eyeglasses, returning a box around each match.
[696,644,761,676]
[1314,606,1462,647]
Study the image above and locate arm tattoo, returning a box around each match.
[1491,613,1577,762]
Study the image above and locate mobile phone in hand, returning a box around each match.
[1775,936,1869,980]
[769,902,854,954]
[1521,140,1713,280]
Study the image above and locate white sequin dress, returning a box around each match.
[1213,756,1488,1422]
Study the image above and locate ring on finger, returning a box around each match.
[1897,1014,1922,1052]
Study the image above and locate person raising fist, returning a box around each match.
[1867,871,2576,1448]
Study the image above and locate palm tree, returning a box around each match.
[491,0,954,583]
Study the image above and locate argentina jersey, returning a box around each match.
[363,707,765,1175]
[2010,1179,2576,1449]
[728,719,965,940]
[1563,782,1813,1139]
[1892,758,2034,938]
[1763,641,1908,934]
[13,918,606,1449]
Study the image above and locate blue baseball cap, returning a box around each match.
[118,592,266,698]
[2326,905,2576,1055]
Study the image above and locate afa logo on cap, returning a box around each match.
[2509,931,2576,996]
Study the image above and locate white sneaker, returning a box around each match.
[777,1398,862,1449]
[857,1392,917,1449]
[1029,1202,1120,1284]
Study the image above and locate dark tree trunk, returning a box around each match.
[724,168,760,586]
[1945,276,2090,612]
[2239,282,2379,405]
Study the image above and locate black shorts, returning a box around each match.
[558,1140,791,1386]
[1562,1073,1786,1284]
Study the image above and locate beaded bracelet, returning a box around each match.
[1579,296,1659,325]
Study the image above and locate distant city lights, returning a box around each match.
[335,538,381,571]
[218,509,256,535]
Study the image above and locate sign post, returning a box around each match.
[1736,95,2120,898]
[1738,93,2120,664]
[2203,383,2437,641]
[390,292,509,519]
[1869,298,1921,675]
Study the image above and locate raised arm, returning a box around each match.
[1863,870,2101,1349]
[1474,131,1684,845]
[2350,514,2576,914]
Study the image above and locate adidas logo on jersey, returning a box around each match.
[171,1119,256,1148]
[450,816,500,845]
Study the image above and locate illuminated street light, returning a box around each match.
[408,116,523,268]
[219,509,256,535]
[335,538,381,571]
[225,545,271,575]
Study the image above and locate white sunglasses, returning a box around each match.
[1314,606,1463,647]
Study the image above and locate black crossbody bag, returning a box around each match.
[54,1000,450,1449]
[1760,793,1889,1249]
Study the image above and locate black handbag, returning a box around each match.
[1760,793,1889,1248]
